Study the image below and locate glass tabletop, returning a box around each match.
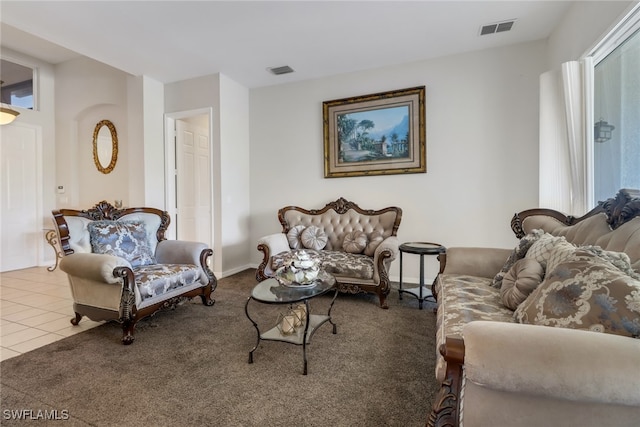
[251,270,336,304]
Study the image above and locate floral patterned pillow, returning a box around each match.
[514,249,640,338]
[88,220,156,267]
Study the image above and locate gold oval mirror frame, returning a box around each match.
[92,120,118,174]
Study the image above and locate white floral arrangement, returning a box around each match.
[275,250,321,286]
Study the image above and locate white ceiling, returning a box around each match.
[0,1,575,88]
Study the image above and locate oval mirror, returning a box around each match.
[92,120,118,174]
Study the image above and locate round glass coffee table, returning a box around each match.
[245,270,338,375]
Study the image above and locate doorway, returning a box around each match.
[164,109,213,249]
[0,124,42,272]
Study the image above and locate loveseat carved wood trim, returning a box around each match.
[52,201,217,344]
[257,197,402,308]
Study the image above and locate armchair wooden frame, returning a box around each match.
[52,201,217,344]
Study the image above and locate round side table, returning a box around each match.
[398,242,446,309]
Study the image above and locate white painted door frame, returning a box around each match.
[163,108,214,245]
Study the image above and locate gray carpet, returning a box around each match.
[1,269,439,426]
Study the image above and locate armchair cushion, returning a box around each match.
[134,264,201,302]
[88,220,155,267]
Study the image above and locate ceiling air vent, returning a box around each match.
[480,19,516,36]
[268,65,295,75]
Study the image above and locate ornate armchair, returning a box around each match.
[52,201,217,344]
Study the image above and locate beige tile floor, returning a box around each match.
[1,266,103,362]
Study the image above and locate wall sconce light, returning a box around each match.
[0,105,20,125]
[594,119,615,143]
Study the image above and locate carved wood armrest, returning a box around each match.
[427,337,465,427]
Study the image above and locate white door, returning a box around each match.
[0,125,39,271]
[175,120,212,247]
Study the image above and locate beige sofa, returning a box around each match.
[256,197,402,308]
[429,189,640,427]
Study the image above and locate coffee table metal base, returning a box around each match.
[245,278,338,375]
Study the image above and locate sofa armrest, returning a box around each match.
[463,321,640,406]
[442,247,511,278]
[59,253,131,284]
[258,233,290,255]
[155,240,207,265]
[256,233,290,280]
[374,235,399,260]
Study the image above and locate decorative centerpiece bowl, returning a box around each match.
[274,250,321,287]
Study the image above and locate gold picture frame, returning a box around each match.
[92,119,118,174]
[323,86,426,178]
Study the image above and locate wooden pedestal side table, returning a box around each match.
[398,242,446,309]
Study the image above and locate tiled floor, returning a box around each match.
[1,266,103,361]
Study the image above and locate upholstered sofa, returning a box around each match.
[429,189,640,427]
[256,197,402,308]
[52,201,217,344]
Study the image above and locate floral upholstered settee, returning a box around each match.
[429,189,640,427]
[256,198,402,308]
[52,201,217,344]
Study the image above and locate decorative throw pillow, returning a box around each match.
[342,230,368,254]
[286,225,306,249]
[524,233,568,270]
[500,258,544,310]
[544,239,578,275]
[300,226,328,251]
[580,245,640,280]
[514,249,640,338]
[88,220,155,267]
[492,229,545,289]
[364,231,384,256]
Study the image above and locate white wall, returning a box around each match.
[165,73,251,277]
[250,41,546,283]
[55,56,130,208]
[219,74,251,275]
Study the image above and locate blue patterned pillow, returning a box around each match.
[88,220,156,267]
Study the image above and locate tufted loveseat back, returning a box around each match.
[278,197,402,252]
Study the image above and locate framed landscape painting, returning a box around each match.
[323,86,426,178]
